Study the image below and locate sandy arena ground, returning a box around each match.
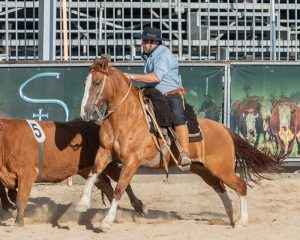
[1,171,300,240]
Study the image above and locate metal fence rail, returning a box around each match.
[0,0,299,61]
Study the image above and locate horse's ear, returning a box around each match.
[102,57,109,71]
[102,55,110,71]
[90,57,100,70]
[93,57,100,64]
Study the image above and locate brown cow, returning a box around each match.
[269,100,300,156]
[0,118,144,225]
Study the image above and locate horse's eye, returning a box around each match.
[95,81,101,86]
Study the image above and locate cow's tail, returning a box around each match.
[225,126,284,185]
[0,120,17,188]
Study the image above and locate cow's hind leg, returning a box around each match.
[15,173,36,226]
[190,163,234,226]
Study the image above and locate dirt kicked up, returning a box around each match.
[1,173,300,240]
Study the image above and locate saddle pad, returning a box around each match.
[143,88,202,143]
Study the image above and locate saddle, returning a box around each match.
[141,88,202,142]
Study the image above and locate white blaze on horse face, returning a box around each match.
[80,73,92,118]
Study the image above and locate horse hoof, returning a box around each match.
[75,204,88,213]
[15,219,24,227]
[142,204,148,215]
[132,200,148,216]
[234,218,248,227]
[100,221,112,232]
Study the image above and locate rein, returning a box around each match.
[93,73,133,124]
[138,90,183,172]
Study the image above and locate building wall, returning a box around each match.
[0,0,299,61]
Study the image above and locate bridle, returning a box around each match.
[91,72,133,124]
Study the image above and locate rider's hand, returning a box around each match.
[123,72,131,80]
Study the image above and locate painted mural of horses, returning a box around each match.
[0,118,144,226]
[76,56,283,231]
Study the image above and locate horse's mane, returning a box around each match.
[91,56,131,85]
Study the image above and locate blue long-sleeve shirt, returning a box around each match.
[143,45,181,94]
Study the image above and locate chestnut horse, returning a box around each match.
[0,118,144,225]
[76,57,283,231]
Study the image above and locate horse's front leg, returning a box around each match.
[75,148,112,212]
[99,158,140,232]
[103,161,146,215]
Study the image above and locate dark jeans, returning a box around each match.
[166,93,187,126]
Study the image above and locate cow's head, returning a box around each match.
[239,108,263,146]
[277,104,295,150]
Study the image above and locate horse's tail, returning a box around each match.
[225,126,284,185]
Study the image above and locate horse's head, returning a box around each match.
[80,56,131,122]
[80,56,111,121]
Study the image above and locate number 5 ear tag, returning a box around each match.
[26,120,46,143]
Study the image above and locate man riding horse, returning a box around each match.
[124,27,192,169]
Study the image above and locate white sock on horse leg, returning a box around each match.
[239,195,248,224]
[75,173,98,212]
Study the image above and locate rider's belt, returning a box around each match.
[164,88,185,96]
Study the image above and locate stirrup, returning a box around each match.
[179,153,191,171]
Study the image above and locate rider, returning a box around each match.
[124,27,192,169]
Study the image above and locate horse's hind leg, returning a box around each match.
[7,189,17,204]
[190,163,234,226]
[75,148,112,213]
[0,182,16,215]
[217,171,248,226]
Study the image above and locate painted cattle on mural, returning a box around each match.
[256,98,277,155]
[269,99,300,156]
[231,96,263,147]
[199,95,221,122]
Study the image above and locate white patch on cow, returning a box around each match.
[80,73,92,118]
[26,120,46,143]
